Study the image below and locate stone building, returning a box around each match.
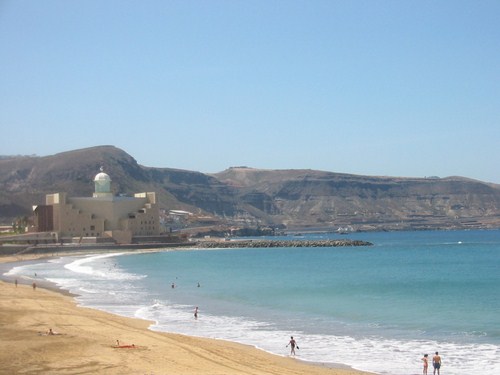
[33,168,159,244]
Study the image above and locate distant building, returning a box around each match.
[33,168,159,244]
[0,225,14,233]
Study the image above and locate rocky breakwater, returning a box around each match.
[197,239,373,249]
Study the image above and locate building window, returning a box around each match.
[90,225,95,231]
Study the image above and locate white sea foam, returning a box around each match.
[130,296,500,375]
[4,265,26,276]
[64,253,145,281]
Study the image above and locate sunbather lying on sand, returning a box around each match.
[113,339,136,348]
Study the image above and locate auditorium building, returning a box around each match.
[33,168,160,244]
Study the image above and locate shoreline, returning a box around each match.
[0,251,375,375]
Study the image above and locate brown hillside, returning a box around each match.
[1,146,499,231]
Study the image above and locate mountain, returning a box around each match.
[213,168,500,231]
[1,146,499,232]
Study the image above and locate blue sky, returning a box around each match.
[1,1,499,183]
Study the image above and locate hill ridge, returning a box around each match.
[1,145,499,231]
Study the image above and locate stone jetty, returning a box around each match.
[197,239,373,249]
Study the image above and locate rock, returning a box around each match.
[196,239,372,249]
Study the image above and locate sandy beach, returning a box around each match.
[0,253,373,375]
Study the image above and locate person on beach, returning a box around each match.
[433,352,441,375]
[194,306,198,319]
[15,279,17,287]
[421,354,428,375]
[286,336,298,356]
[38,328,61,336]
[114,339,135,348]
[32,282,36,290]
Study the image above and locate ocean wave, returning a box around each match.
[116,296,498,375]
[64,253,146,281]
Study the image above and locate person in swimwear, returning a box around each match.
[433,352,441,375]
[421,354,428,375]
[194,306,198,319]
[286,336,297,356]
[114,339,135,348]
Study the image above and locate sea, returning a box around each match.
[4,230,500,375]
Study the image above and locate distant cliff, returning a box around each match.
[1,145,499,231]
[213,167,500,231]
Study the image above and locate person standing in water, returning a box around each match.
[194,306,198,319]
[433,352,441,375]
[421,354,429,375]
[286,336,298,356]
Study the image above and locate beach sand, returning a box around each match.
[0,253,374,375]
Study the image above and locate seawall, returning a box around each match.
[197,239,373,248]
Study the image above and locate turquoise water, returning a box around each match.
[6,230,500,375]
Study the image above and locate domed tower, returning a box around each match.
[93,167,113,198]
